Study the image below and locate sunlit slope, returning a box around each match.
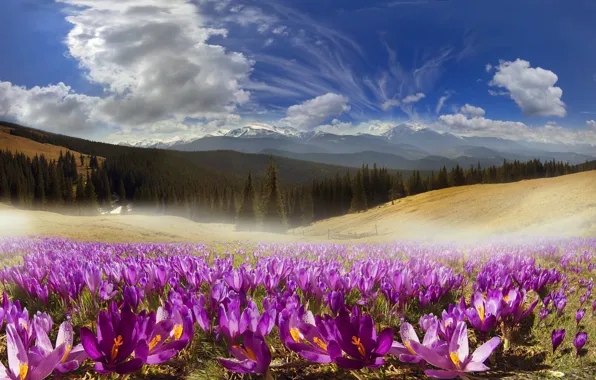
[307,170,596,241]
[0,171,594,242]
[0,126,102,173]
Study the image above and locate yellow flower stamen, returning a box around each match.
[61,345,72,363]
[476,305,485,323]
[504,295,509,302]
[290,327,302,343]
[449,351,461,369]
[149,335,162,351]
[19,363,28,380]
[111,335,124,361]
[404,341,416,355]
[313,337,327,351]
[352,336,366,357]
[173,324,183,340]
[20,322,28,332]
[445,320,452,328]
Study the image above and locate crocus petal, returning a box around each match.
[218,358,257,374]
[35,328,54,356]
[80,327,104,361]
[464,362,490,372]
[410,341,453,370]
[146,349,180,365]
[29,343,67,380]
[470,336,501,364]
[97,311,115,357]
[374,328,394,355]
[7,324,27,379]
[400,323,420,345]
[424,369,460,379]
[56,321,74,348]
[113,358,144,375]
[56,360,80,373]
[450,322,468,364]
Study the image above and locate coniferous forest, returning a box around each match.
[1,146,595,233]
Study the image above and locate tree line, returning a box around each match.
[0,147,594,233]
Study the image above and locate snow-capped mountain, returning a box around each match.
[223,123,302,139]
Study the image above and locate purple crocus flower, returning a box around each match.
[123,286,143,311]
[465,290,502,333]
[576,308,585,325]
[327,291,345,316]
[32,321,88,374]
[218,331,271,375]
[573,332,587,356]
[80,305,143,375]
[135,311,187,365]
[85,265,102,296]
[411,321,501,379]
[219,299,246,344]
[333,311,394,370]
[99,281,117,302]
[389,321,447,365]
[0,323,66,380]
[282,311,341,364]
[551,329,566,353]
[593,299,596,315]
[539,308,549,321]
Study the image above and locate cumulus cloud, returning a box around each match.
[489,59,566,117]
[459,104,486,117]
[281,93,350,130]
[0,81,100,133]
[485,64,492,73]
[402,92,425,104]
[588,120,596,130]
[0,0,255,136]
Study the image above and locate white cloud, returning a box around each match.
[459,104,486,117]
[281,93,350,130]
[588,120,596,130]
[489,59,566,117]
[402,92,425,104]
[439,113,596,145]
[0,81,100,134]
[435,92,452,114]
[381,99,400,111]
[58,0,251,127]
[485,64,492,73]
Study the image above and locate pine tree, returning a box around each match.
[75,175,85,214]
[84,172,98,213]
[262,158,286,232]
[300,186,314,226]
[350,170,367,212]
[118,178,126,204]
[237,171,256,230]
[0,165,10,203]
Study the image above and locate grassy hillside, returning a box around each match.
[1,170,594,242]
[0,125,101,173]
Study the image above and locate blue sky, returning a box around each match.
[1,0,596,145]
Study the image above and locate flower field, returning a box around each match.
[0,237,595,379]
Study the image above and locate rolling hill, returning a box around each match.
[1,170,594,242]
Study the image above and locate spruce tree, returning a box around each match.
[262,158,286,232]
[75,175,85,214]
[84,172,98,213]
[350,170,367,212]
[237,171,257,230]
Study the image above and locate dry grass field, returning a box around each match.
[1,170,594,243]
[0,126,102,173]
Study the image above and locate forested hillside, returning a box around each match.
[1,121,595,233]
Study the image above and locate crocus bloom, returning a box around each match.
[32,321,88,374]
[573,332,587,356]
[218,331,271,375]
[411,321,501,379]
[390,322,447,365]
[539,308,549,321]
[283,312,341,364]
[551,329,566,353]
[0,323,66,380]
[465,291,502,333]
[80,305,143,374]
[135,311,187,365]
[333,311,394,370]
[576,309,585,325]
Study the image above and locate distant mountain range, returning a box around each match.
[120,123,596,170]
